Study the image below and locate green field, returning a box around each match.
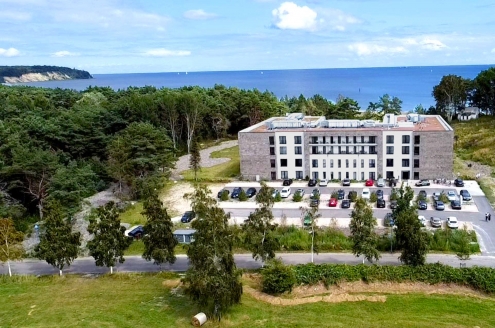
[1,273,494,328]
[181,146,240,181]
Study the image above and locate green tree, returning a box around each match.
[141,192,177,267]
[182,184,242,321]
[394,185,429,266]
[242,182,279,264]
[238,189,248,201]
[0,218,24,276]
[374,94,402,117]
[300,205,320,263]
[457,226,472,261]
[432,75,470,121]
[334,96,360,119]
[87,202,132,274]
[471,67,495,115]
[189,137,201,181]
[34,201,81,276]
[349,198,380,263]
[414,104,426,114]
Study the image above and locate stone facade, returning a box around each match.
[238,131,274,180]
[415,130,454,180]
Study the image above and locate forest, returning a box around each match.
[0,66,493,229]
[0,65,93,83]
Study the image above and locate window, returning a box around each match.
[346,159,349,168]
[312,172,319,180]
[312,146,318,154]
[361,172,365,180]
[386,171,394,179]
[338,159,341,168]
[330,172,334,180]
[402,159,410,167]
[361,159,364,168]
[369,159,376,168]
[295,159,302,167]
[353,172,357,180]
[414,147,420,156]
[369,136,376,143]
[280,159,287,167]
[402,171,410,180]
[279,136,286,144]
[386,159,394,167]
[279,146,287,155]
[270,159,275,168]
[323,172,326,179]
[369,146,376,154]
[353,159,357,168]
[386,146,394,154]
[296,171,303,179]
[414,135,420,144]
[269,136,274,145]
[311,136,318,144]
[345,172,349,179]
[402,135,410,144]
[281,171,288,179]
[353,136,357,143]
[270,147,275,155]
[294,146,302,154]
[323,159,326,168]
[330,159,334,168]
[294,136,302,144]
[312,159,318,168]
[414,159,420,168]
[271,172,276,180]
[338,136,341,143]
[414,172,419,180]
[338,172,341,180]
[386,135,394,144]
[402,146,410,154]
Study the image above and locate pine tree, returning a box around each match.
[182,184,242,321]
[87,202,132,274]
[0,218,24,277]
[35,201,81,276]
[242,181,279,264]
[142,192,177,266]
[189,137,201,181]
[349,198,380,263]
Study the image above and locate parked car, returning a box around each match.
[308,179,317,187]
[126,225,144,239]
[361,188,371,200]
[434,200,445,211]
[454,178,465,187]
[432,192,441,201]
[328,198,338,207]
[365,179,374,187]
[384,213,395,227]
[415,179,430,187]
[376,189,384,199]
[460,189,472,201]
[181,211,196,223]
[377,198,386,208]
[418,215,427,227]
[280,187,291,198]
[347,190,357,202]
[447,190,457,202]
[451,199,462,210]
[341,199,351,208]
[418,200,427,210]
[342,178,351,186]
[390,200,398,209]
[310,189,320,199]
[418,190,427,198]
[319,179,328,187]
[295,188,305,197]
[231,187,243,199]
[447,217,459,229]
[217,189,230,198]
[430,216,442,228]
[272,189,280,198]
[376,178,385,187]
[310,198,320,207]
[246,187,257,198]
[337,189,345,200]
[283,179,293,186]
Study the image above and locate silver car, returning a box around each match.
[430,217,442,228]
[376,178,385,187]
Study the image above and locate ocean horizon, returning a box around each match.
[17,64,494,111]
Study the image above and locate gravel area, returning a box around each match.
[171,140,238,180]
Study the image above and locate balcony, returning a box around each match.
[326,150,378,155]
[309,140,377,145]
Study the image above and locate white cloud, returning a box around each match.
[319,8,360,31]
[183,9,217,20]
[348,43,407,56]
[421,38,446,50]
[52,50,79,57]
[142,48,191,57]
[272,2,319,31]
[0,47,20,57]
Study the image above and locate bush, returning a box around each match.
[439,192,450,204]
[369,191,378,203]
[239,189,248,201]
[220,190,229,201]
[390,189,398,201]
[261,258,296,295]
[330,190,339,199]
[292,191,303,202]
[274,192,282,202]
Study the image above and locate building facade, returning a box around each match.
[238,114,454,181]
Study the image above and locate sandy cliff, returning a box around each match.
[3,72,74,83]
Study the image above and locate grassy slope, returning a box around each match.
[181,146,240,181]
[1,274,494,328]
[452,116,495,168]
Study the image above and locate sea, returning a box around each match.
[17,64,494,111]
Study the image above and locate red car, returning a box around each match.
[365,179,374,186]
[328,198,338,207]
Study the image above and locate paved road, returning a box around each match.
[2,253,494,276]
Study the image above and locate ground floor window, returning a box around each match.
[345,172,349,179]
[353,172,356,180]
[386,171,394,179]
[402,171,410,180]
[338,172,341,180]
[281,171,288,179]
[312,172,319,180]
[330,172,334,180]
[413,171,419,179]
[361,172,365,180]
[323,172,327,179]
[296,171,303,179]
[369,172,376,180]
[271,172,276,180]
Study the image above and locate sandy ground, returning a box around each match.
[162,182,225,215]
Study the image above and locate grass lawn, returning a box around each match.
[181,146,240,181]
[1,273,495,328]
[452,116,495,167]
[124,240,188,256]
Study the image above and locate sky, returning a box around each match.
[1,0,495,74]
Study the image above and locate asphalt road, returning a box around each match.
[3,253,494,276]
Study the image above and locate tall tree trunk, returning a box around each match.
[8,260,12,277]
[110,266,113,274]
[59,269,63,276]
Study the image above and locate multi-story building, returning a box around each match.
[238,113,454,181]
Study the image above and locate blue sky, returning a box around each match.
[1,0,494,74]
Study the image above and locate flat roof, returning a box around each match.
[173,229,196,235]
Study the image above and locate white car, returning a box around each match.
[361,188,370,200]
[447,191,458,202]
[319,179,328,187]
[280,187,291,198]
[447,217,459,229]
[376,178,385,187]
[418,215,427,227]
[295,188,305,197]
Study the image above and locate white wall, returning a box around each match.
[382,130,413,180]
[275,131,304,179]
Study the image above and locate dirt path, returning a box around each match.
[170,140,238,180]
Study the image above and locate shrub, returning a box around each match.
[439,192,450,204]
[390,189,398,201]
[220,190,229,201]
[330,190,339,199]
[238,189,248,201]
[369,191,378,203]
[261,258,297,295]
[274,192,282,202]
[292,191,303,202]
